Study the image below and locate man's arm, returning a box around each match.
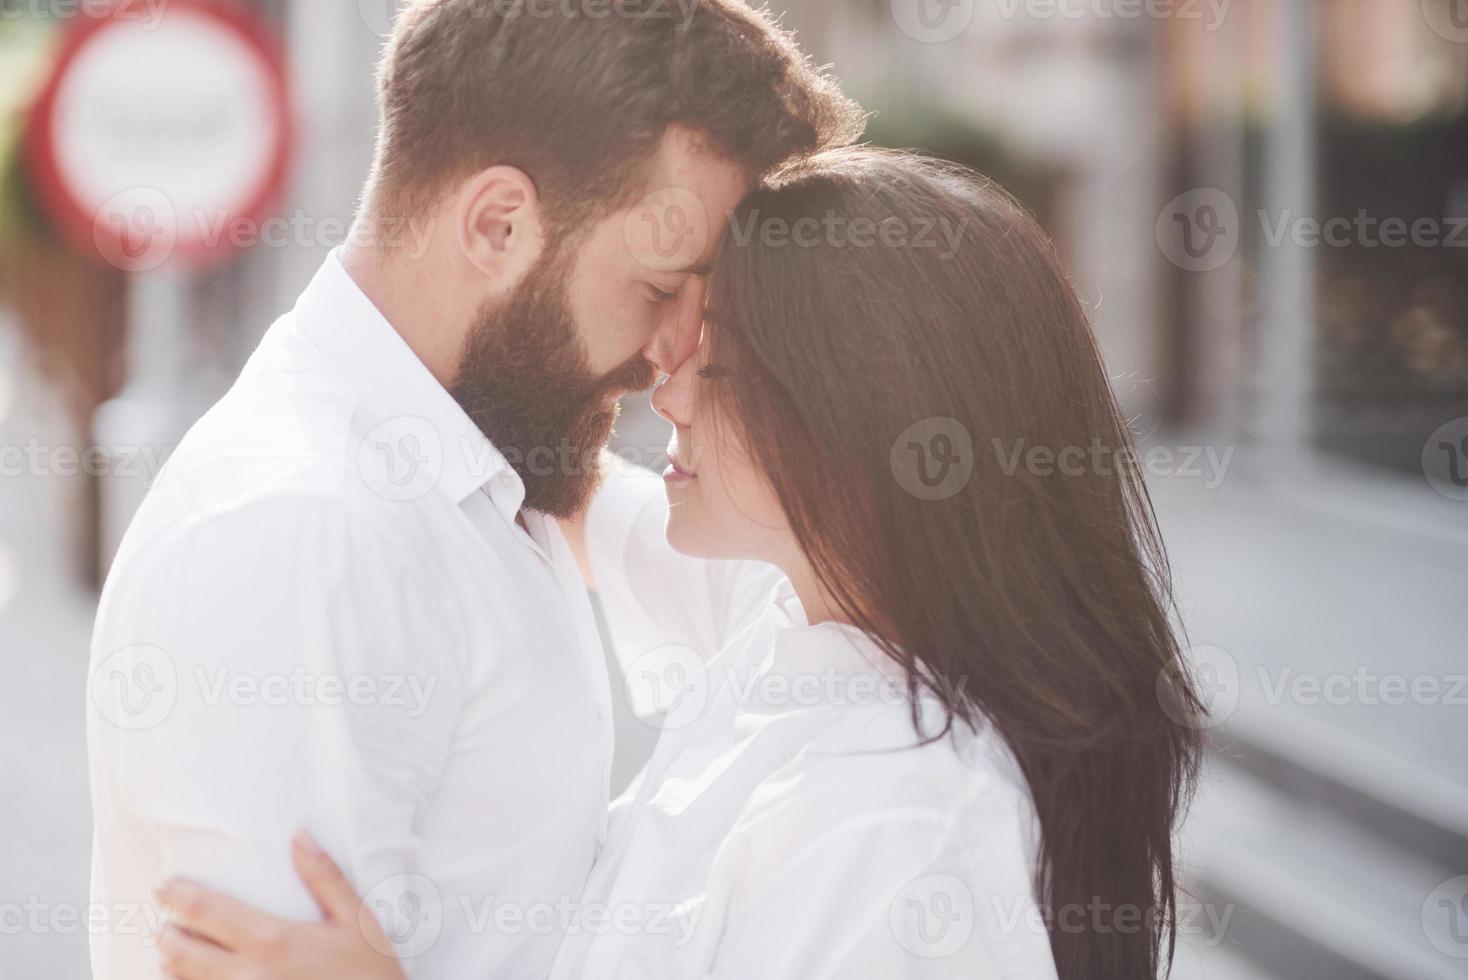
[88,494,464,964]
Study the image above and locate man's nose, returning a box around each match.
[644,286,706,375]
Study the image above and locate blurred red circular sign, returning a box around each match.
[25,0,292,272]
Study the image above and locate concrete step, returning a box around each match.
[1184,745,1466,980]
[1221,705,1468,873]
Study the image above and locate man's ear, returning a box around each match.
[455,166,545,287]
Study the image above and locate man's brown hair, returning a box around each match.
[368,0,865,231]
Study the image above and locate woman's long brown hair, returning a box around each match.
[703,147,1205,979]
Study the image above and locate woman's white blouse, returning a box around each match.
[548,464,1060,980]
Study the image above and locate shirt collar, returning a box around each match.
[772,579,810,628]
[769,579,924,689]
[291,249,525,519]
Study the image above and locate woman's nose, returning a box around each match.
[651,355,697,428]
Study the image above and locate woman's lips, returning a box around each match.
[664,457,697,482]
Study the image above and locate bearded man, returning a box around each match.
[86,2,862,976]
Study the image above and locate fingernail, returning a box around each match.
[293,829,324,856]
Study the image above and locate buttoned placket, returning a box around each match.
[470,477,615,834]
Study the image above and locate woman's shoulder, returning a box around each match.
[735,703,1037,856]
[707,710,1053,977]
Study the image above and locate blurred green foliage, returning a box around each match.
[0,17,56,243]
[862,100,1059,223]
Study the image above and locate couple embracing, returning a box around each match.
[88,2,1204,978]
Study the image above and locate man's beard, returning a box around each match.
[450,255,658,519]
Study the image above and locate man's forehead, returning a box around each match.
[621,129,751,276]
[648,130,751,222]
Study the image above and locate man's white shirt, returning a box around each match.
[87,251,613,978]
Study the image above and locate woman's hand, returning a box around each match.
[154,831,408,980]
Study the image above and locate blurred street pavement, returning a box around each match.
[0,333,95,979]
[1154,460,1468,980]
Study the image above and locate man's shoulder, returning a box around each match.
[117,316,432,566]
[159,316,381,505]
[184,315,357,462]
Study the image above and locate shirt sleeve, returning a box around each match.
[88,493,466,972]
[584,460,782,715]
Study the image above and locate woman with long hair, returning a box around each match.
[153,148,1204,979]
